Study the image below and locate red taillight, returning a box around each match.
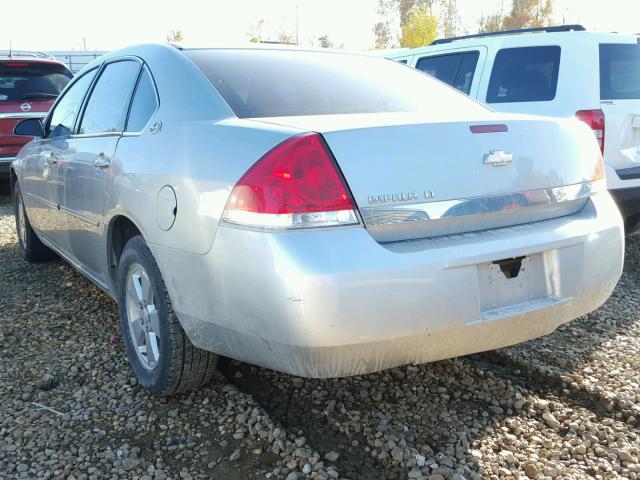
[576,109,605,154]
[223,133,358,229]
[5,62,29,68]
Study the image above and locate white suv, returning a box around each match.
[388,26,640,229]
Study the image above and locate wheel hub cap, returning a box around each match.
[17,196,26,247]
[125,264,160,370]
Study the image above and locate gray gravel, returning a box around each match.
[1,188,639,480]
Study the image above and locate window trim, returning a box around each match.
[415,50,480,95]
[42,67,99,139]
[123,64,160,136]
[486,45,562,104]
[73,56,143,139]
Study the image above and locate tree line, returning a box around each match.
[375,0,556,49]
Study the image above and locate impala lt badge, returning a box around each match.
[368,190,436,205]
[484,150,513,167]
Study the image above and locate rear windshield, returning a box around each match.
[600,43,640,100]
[184,49,488,118]
[0,62,72,102]
[487,46,561,103]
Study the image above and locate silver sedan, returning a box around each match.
[10,44,623,395]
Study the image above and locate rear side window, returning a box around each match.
[487,46,561,103]
[0,62,72,102]
[416,51,479,95]
[79,60,140,135]
[126,67,158,132]
[600,44,640,100]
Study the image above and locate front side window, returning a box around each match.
[126,67,158,132]
[0,62,72,102]
[79,60,140,135]
[416,51,479,95]
[600,43,640,100]
[487,46,561,103]
[47,69,97,138]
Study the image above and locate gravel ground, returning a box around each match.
[1,187,639,480]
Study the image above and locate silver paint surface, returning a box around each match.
[12,44,624,377]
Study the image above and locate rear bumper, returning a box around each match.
[605,165,640,222]
[609,186,640,222]
[150,192,623,378]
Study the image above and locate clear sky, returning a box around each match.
[2,0,639,52]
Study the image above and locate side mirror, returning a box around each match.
[14,118,45,138]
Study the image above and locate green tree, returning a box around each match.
[247,19,264,43]
[277,31,296,45]
[166,30,184,43]
[477,0,554,33]
[440,0,460,38]
[503,0,554,29]
[400,5,438,48]
[317,35,333,48]
[373,21,392,49]
[379,0,435,25]
[478,12,506,33]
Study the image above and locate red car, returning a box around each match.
[0,52,72,178]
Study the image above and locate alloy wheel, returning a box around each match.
[125,264,161,369]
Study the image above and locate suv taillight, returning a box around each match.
[576,109,605,154]
[222,133,359,229]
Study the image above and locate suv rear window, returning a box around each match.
[487,46,561,103]
[416,51,479,95]
[0,62,72,102]
[599,44,640,100]
[185,49,488,118]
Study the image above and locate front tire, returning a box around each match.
[13,182,56,262]
[117,235,218,395]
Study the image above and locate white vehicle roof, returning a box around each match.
[387,28,640,59]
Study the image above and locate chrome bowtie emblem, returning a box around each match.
[20,103,31,112]
[484,150,513,167]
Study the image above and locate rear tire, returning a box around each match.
[13,182,56,262]
[117,235,218,395]
[625,215,640,235]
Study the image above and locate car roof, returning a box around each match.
[387,30,640,57]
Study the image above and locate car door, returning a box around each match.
[59,59,141,282]
[414,47,487,98]
[21,69,97,252]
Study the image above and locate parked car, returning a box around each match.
[0,51,73,179]
[10,44,623,395]
[387,26,640,229]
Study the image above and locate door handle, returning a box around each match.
[93,153,111,169]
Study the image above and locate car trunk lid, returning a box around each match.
[252,112,600,242]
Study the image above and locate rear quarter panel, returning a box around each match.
[101,43,302,257]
